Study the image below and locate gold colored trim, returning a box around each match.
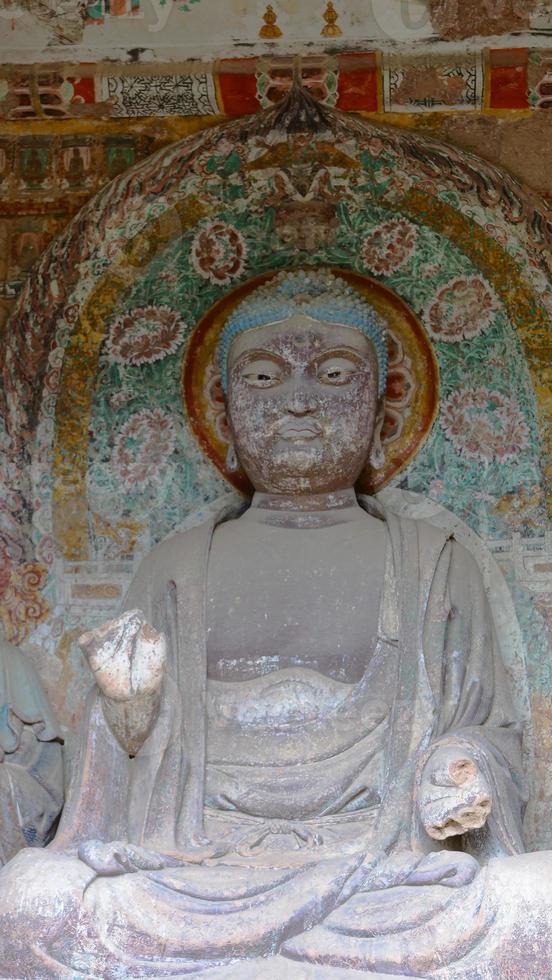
[52,195,208,560]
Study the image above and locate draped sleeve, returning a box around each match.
[417,538,526,856]
[54,514,219,853]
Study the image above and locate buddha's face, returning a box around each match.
[226,315,383,494]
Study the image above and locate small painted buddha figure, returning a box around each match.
[0,270,551,979]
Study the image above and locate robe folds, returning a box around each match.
[0,496,542,980]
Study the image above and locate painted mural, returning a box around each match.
[0,91,551,847]
[1,47,539,121]
[1,44,550,340]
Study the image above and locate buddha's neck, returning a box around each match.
[244,489,365,528]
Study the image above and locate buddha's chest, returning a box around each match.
[206,518,385,682]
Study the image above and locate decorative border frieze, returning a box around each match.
[0,47,546,122]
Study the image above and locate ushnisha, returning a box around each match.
[218,269,389,395]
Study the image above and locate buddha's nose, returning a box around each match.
[284,384,317,416]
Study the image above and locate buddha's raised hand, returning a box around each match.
[79,609,166,702]
[79,610,166,755]
[417,743,492,842]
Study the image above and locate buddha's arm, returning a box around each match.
[415,541,524,853]
[79,609,166,757]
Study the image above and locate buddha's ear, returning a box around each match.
[369,400,386,471]
[225,441,239,473]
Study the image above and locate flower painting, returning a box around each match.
[107,306,187,365]
[191,221,248,285]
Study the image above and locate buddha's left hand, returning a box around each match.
[404,849,480,888]
[417,744,492,841]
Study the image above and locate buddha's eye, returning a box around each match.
[240,359,283,388]
[317,356,359,386]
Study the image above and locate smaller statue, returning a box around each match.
[0,634,63,866]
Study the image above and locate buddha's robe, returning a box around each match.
[0,499,549,980]
[0,638,63,866]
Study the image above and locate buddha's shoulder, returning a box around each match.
[402,516,484,591]
[368,494,482,567]
[135,520,212,575]
[375,505,482,580]
[132,497,247,577]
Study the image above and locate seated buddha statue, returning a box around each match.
[1,270,550,980]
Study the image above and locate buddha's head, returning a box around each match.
[218,270,388,495]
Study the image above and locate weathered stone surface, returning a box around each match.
[429,0,536,40]
[442,111,552,199]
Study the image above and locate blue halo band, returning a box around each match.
[217,270,389,396]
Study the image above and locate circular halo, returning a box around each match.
[182,268,439,494]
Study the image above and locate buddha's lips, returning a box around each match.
[275,420,324,441]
